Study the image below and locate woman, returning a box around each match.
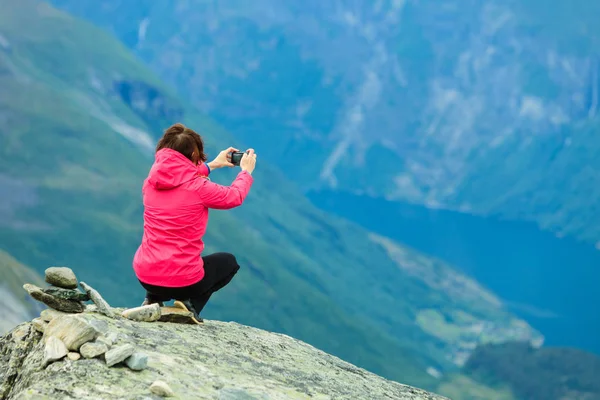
[132,122,256,323]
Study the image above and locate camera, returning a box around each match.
[230,151,246,166]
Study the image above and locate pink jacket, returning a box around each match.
[133,148,254,287]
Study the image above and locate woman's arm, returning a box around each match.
[197,171,254,209]
[206,147,238,171]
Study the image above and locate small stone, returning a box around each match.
[105,344,135,367]
[80,282,114,317]
[122,304,161,322]
[80,341,108,359]
[125,352,148,371]
[158,307,196,324]
[67,352,81,361]
[42,287,89,302]
[23,284,84,313]
[32,318,48,333]
[150,381,174,397]
[40,308,68,322]
[43,336,68,366]
[45,267,78,289]
[44,315,97,351]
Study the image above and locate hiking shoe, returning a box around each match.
[173,300,203,324]
[141,298,164,307]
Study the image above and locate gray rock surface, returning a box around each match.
[105,344,135,367]
[79,341,108,359]
[43,315,97,351]
[44,267,78,289]
[0,311,447,399]
[125,352,148,371]
[80,282,113,317]
[23,284,84,313]
[42,336,68,367]
[42,287,89,302]
[0,324,35,399]
[122,304,160,322]
[150,380,174,397]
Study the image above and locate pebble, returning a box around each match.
[45,267,78,289]
[125,352,148,371]
[122,304,161,322]
[105,344,135,367]
[43,336,68,366]
[150,381,174,397]
[67,352,81,361]
[80,341,109,359]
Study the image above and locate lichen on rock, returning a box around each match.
[0,311,448,399]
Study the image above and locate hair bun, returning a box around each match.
[169,122,186,134]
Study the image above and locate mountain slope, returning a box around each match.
[50,0,600,244]
[0,251,45,335]
[48,0,600,360]
[0,0,540,391]
[464,342,600,400]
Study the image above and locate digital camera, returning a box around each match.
[230,151,246,166]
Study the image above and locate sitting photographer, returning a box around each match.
[132,122,256,323]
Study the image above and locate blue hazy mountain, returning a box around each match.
[50,0,600,357]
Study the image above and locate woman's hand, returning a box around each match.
[208,147,239,170]
[240,148,257,174]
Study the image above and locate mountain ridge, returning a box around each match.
[49,0,600,244]
[0,0,542,391]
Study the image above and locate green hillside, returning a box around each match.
[464,342,600,400]
[0,250,45,334]
[0,0,540,392]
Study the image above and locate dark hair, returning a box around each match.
[156,123,207,164]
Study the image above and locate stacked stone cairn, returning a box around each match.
[22,267,151,372]
[22,266,200,379]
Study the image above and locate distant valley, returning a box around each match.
[309,190,600,353]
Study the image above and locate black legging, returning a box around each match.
[139,252,240,314]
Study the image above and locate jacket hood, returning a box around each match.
[147,148,198,190]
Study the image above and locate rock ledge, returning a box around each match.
[0,310,447,400]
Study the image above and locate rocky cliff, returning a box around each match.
[0,310,447,400]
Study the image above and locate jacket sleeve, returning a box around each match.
[197,171,254,210]
[197,163,211,177]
